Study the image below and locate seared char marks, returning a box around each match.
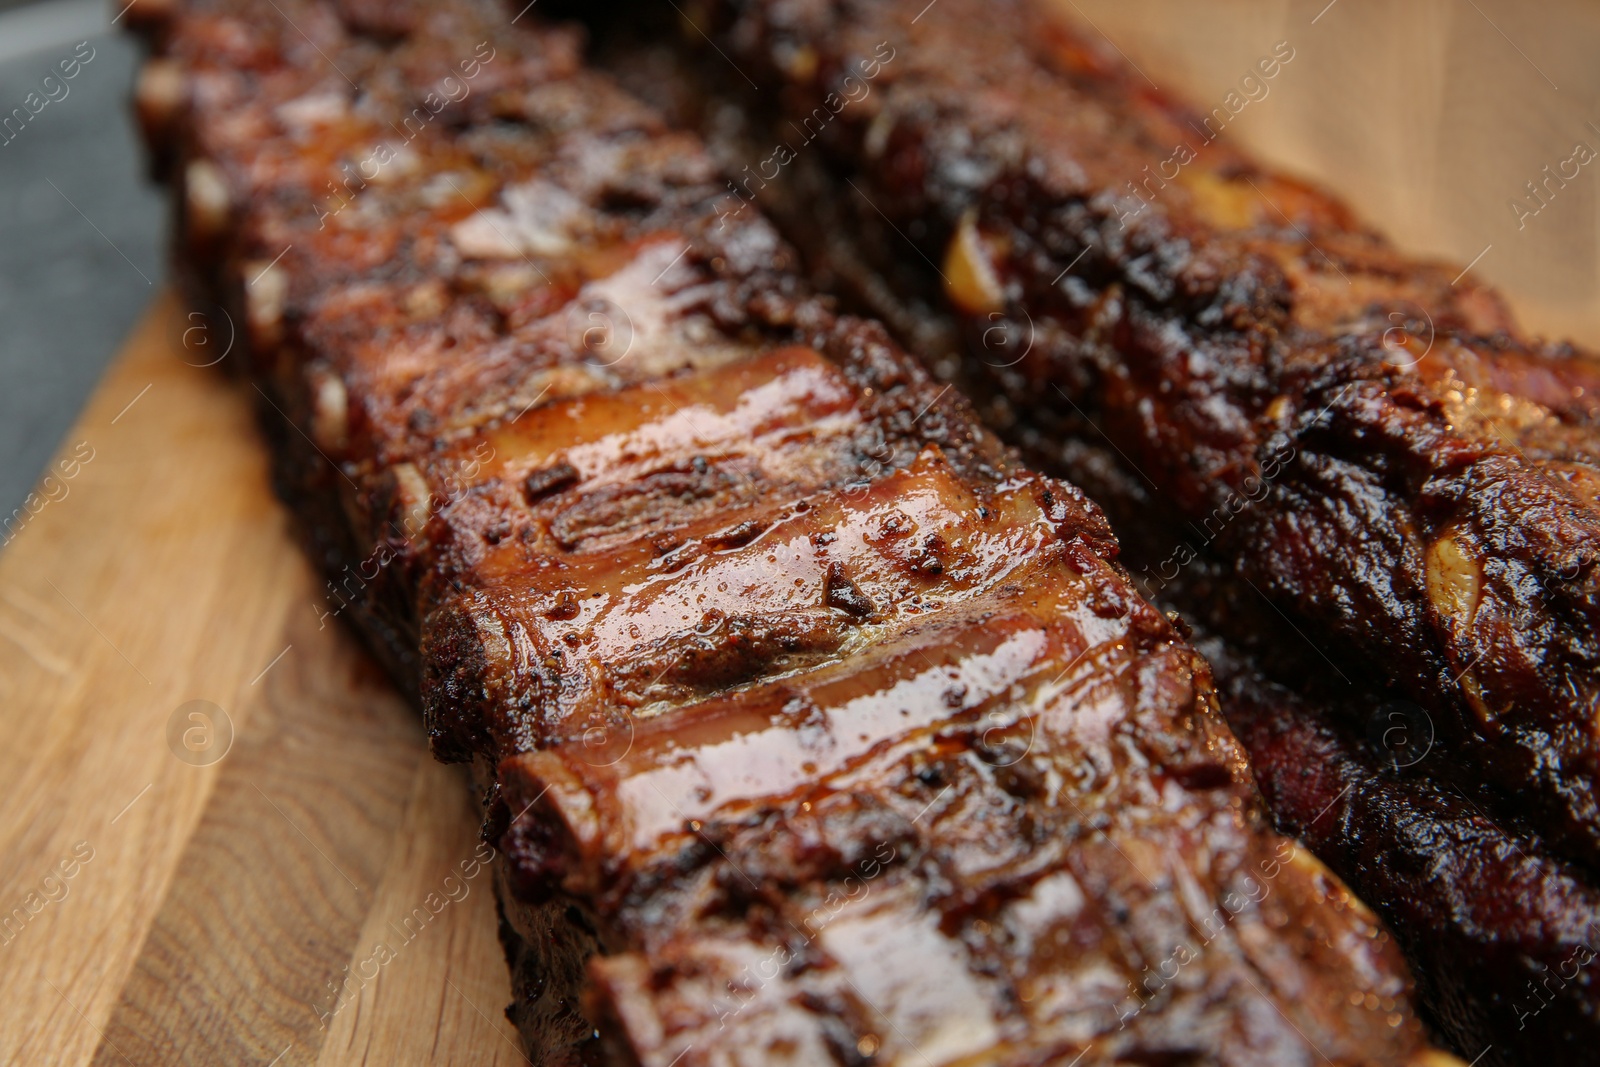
[618,0,1600,1057]
[423,454,1093,763]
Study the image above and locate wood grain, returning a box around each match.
[0,294,518,1066]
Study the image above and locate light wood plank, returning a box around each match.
[92,609,423,1066]
[315,757,528,1067]
[0,294,512,1065]
[0,293,303,1066]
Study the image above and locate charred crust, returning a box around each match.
[524,460,581,504]
[823,562,874,618]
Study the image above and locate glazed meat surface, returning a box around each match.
[1143,500,1600,1066]
[126,0,1458,1063]
[671,0,1600,875]
[590,0,1600,1060]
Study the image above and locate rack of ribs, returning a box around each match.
[598,0,1600,1059]
[123,0,1463,1063]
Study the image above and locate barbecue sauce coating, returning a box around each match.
[685,0,1600,874]
[628,0,1600,1058]
[135,0,1454,1063]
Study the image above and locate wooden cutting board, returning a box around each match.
[0,294,522,1066]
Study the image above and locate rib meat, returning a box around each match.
[582,1,1600,1059]
[130,0,1454,1063]
[1220,648,1600,1059]
[662,0,1600,868]
[1171,542,1600,1064]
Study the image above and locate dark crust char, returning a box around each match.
[1165,534,1600,1067]
[133,0,1448,1064]
[1220,656,1600,1063]
[1042,416,1600,1067]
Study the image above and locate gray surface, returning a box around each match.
[0,1,166,530]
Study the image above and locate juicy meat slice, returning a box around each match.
[672,0,1600,877]
[488,454,1421,1066]
[136,0,1454,1063]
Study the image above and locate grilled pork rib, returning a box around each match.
[696,0,1600,866]
[581,1,1600,1059]
[131,0,1455,1062]
[669,0,1600,873]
